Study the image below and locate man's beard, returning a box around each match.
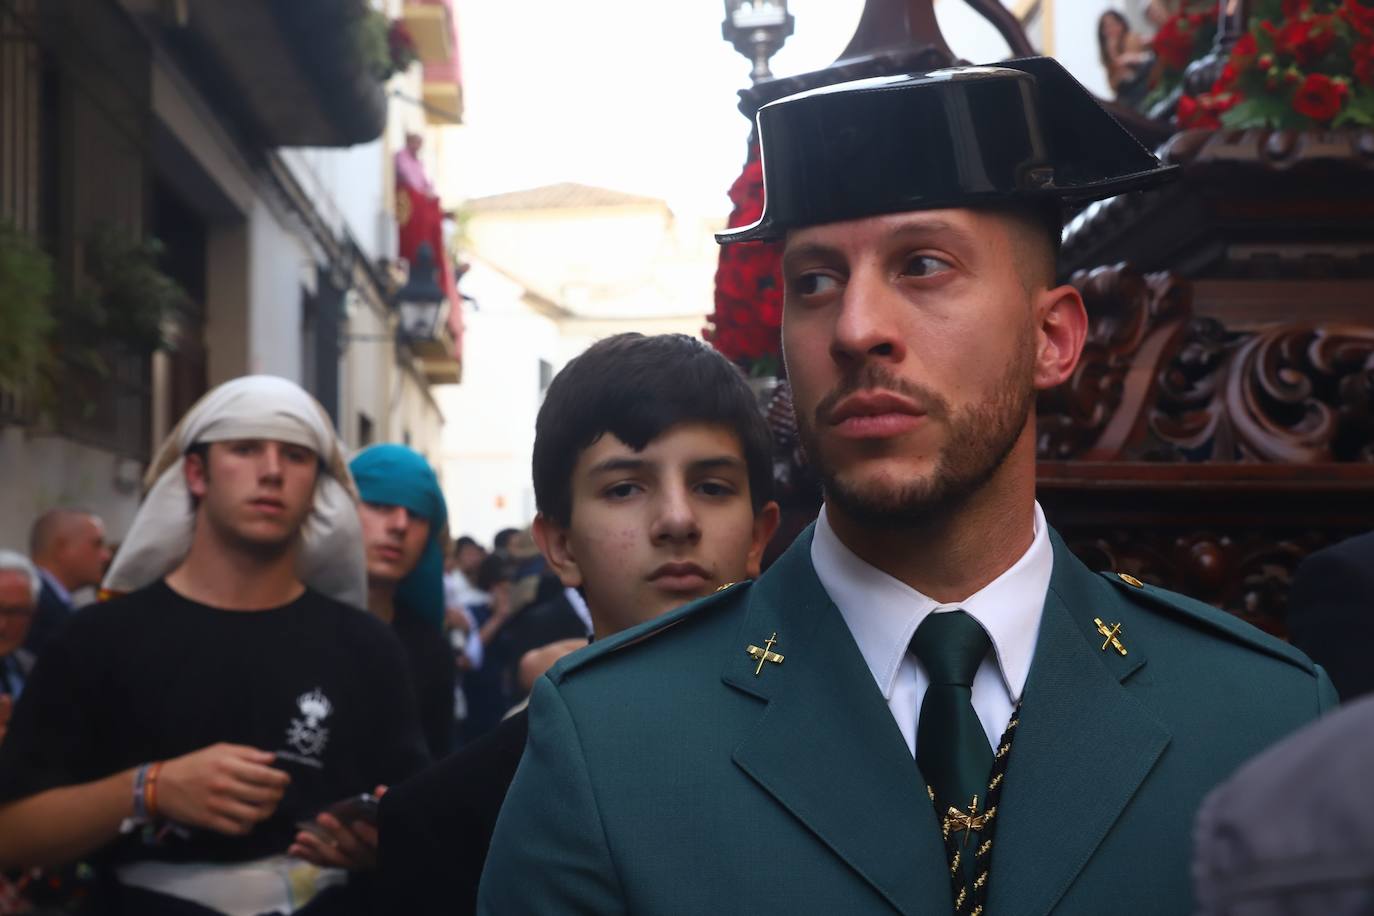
[795,346,1036,530]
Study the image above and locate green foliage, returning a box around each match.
[352,5,416,82]
[354,7,392,81]
[0,221,55,391]
[1334,88,1374,123]
[48,223,181,375]
[1219,92,1297,126]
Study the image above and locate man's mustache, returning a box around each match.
[812,364,950,427]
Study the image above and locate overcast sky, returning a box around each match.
[446,0,1017,219]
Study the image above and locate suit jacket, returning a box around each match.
[378,710,528,916]
[23,578,71,658]
[479,525,1336,916]
[1285,530,1374,700]
[1193,693,1374,915]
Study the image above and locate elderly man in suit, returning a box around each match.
[0,551,41,745]
[478,58,1336,916]
[26,509,111,657]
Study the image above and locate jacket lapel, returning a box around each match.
[725,528,952,916]
[988,532,1171,916]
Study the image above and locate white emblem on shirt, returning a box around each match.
[285,688,333,758]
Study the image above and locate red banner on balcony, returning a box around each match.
[397,182,463,365]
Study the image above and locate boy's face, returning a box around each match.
[187,439,319,554]
[534,422,779,639]
[359,502,432,587]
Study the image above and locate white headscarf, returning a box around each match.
[102,375,367,608]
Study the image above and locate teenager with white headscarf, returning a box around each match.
[0,376,430,916]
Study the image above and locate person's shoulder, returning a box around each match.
[67,582,171,630]
[1295,529,1374,576]
[545,581,753,688]
[1096,569,1317,677]
[386,710,528,816]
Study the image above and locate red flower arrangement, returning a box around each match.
[706,142,784,375]
[1178,0,1374,128]
[1142,6,1219,109]
[388,20,419,74]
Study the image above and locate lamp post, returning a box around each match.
[395,241,446,343]
[721,0,794,83]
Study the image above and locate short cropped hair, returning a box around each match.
[981,199,1063,291]
[533,333,774,527]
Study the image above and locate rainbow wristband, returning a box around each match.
[131,763,152,822]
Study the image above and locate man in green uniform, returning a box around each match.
[478,58,1337,916]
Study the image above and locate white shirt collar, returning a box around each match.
[564,586,594,638]
[811,501,1053,705]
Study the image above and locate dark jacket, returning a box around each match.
[1194,693,1374,915]
[1286,530,1374,700]
[392,611,458,758]
[378,710,528,916]
[479,526,1335,916]
[23,577,72,658]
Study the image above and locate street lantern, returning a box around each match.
[395,241,446,342]
[721,0,794,83]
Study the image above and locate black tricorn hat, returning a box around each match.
[716,56,1176,244]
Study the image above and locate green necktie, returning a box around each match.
[911,610,994,822]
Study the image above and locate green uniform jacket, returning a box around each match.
[478,526,1337,915]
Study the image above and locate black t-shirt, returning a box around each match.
[0,581,431,866]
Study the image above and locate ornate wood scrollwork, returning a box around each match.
[1038,265,1374,463]
[1062,527,1335,637]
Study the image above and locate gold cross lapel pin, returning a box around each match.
[746,632,784,676]
[1094,617,1128,656]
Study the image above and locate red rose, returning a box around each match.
[1341,0,1374,34]
[757,294,782,329]
[1291,72,1346,120]
[726,145,766,221]
[1304,15,1338,62]
[1356,40,1374,83]
[1212,63,1239,92]
[1230,32,1259,70]
[1272,16,1338,65]
[1177,94,1223,128]
[1258,52,1274,68]
[1153,16,1199,70]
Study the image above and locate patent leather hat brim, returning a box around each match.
[716,57,1178,244]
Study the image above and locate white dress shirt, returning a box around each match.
[811,502,1053,757]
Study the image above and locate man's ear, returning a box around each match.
[184,450,209,500]
[532,513,584,589]
[744,501,782,579]
[1033,284,1088,391]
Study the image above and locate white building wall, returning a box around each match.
[437,261,560,546]
[0,429,143,554]
[246,199,310,381]
[280,143,389,261]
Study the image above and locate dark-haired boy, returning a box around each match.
[378,332,780,914]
